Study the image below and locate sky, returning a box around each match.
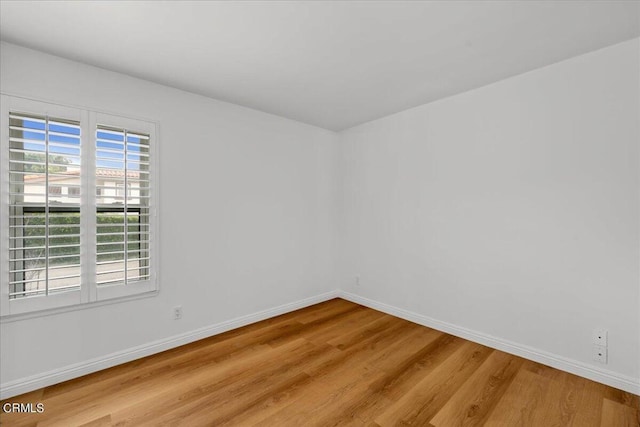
[15,117,147,171]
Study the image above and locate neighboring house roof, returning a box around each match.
[95,169,142,179]
[23,168,141,183]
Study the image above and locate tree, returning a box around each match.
[23,152,70,173]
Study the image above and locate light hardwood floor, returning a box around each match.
[1,299,638,426]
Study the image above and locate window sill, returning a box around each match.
[0,289,159,323]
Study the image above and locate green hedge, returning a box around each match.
[18,212,143,265]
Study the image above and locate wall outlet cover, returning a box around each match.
[593,344,607,363]
[592,328,608,346]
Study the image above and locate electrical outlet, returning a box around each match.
[593,344,607,363]
[593,328,608,346]
[173,306,182,320]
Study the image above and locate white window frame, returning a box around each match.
[0,95,159,319]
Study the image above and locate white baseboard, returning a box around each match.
[0,290,340,400]
[3,288,638,399]
[338,290,640,395]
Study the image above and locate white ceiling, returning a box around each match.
[1,1,639,131]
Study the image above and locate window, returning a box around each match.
[48,185,62,195]
[114,182,131,199]
[1,95,158,317]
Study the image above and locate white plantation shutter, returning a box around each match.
[95,125,151,286]
[1,95,158,317]
[8,112,82,299]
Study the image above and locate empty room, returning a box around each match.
[0,1,639,425]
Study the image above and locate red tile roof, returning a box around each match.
[23,169,141,182]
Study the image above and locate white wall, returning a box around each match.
[0,42,339,387]
[2,38,638,397]
[340,39,639,385]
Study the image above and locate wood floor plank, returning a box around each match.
[428,349,524,426]
[216,373,320,426]
[601,398,639,427]
[293,299,361,324]
[253,365,386,427]
[326,314,408,351]
[328,328,451,425]
[573,379,609,427]
[305,306,387,345]
[365,325,441,372]
[303,316,411,379]
[264,304,367,348]
[175,372,314,426]
[483,366,552,426]
[111,339,333,426]
[528,368,584,426]
[78,414,112,427]
[305,329,452,427]
[369,333,466,402]
[604,385,640,409]
[1,299,638,427]
[374,342,493,426]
